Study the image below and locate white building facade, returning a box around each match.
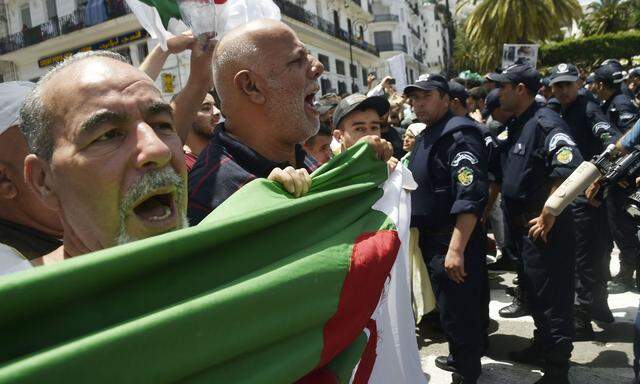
[0,0,448,97]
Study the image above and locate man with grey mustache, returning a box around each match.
[19,50,310,264]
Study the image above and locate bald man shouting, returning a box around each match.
[187,20,393,224]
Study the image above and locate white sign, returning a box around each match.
[502,44,539,69]
[387,54,407,94]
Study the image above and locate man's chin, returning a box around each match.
[117,213,189,246]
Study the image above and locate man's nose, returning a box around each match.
[133,123,172,170]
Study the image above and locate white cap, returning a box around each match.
[0,81,35,136]
[406,122,427,137]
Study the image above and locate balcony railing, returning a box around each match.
[377,44,407,53]
[0,2,131,54]
[413,52,423,63]
[406,0,419,16]
[273,0,379,56]
[373,14,399,22]
[408,24,421,39]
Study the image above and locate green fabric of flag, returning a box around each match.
[138,0,180,28]
[0,143,400,383]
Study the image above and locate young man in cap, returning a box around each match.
[0,81,62,275]
[494,63,583,384]
[303,123,332,164]
[332,93,390,151]
[448,81,470,118]
[549,63,619,336]
[405,73,489,384]
[592,62,640,293]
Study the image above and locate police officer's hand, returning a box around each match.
[268,167,312,198]
[358,135,394,162]
[445,249,467,283]
[528,207,556,243]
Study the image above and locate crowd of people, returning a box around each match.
[1,16,640,384]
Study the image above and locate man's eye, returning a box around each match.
[94,129,123,143]
[153,122,174,131]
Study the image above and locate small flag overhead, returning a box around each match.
[125,0,281,50]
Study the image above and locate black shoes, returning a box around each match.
[435,355,458,373]
[509,339,545,367]
[608,270,635,294]
[574,305,595,341]
[451,372,477,384]
[499,297,530,318]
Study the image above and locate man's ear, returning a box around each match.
[234,70,266,105]
[24,154,60,211]
[0,162,17,199]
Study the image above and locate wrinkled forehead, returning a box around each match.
[43,59,163,133]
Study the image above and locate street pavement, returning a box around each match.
[418,251,639,384]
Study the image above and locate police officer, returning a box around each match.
[593,63,640,293]
[405,74,489,384]
[493,64,583,384]
[549,63,620,339]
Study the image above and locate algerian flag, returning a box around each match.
[0,143,425,383]
[125,0,281,50]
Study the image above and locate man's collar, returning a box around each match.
[514,101,538,126]
[217,123,308,177]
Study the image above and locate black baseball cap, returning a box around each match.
[549,63,580,85]
[490,64,541,93]
[332,94,390,128]
[483,88,501,116]
[404,73,449,95]
[316,102,338,115]
[448,81,469,103]
[594,64,624,84]
[601,59,623,70]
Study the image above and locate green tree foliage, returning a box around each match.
[456,0,583,72]
[539,30,640,71]
[580,0,633,36]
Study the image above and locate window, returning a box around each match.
[336,60,345,75]
[46,0,57,19]
[321,78,332,95]
[402,35,407,48]
[352,83,359,93]
[359,26,364,40]
[318,54,330,72]
[437,40,439,47]
[338,81,347,95]
[20,5,32,28]
[373,31,392,48]
[350,64,357,79]
[362,68,368,86]
[409,69,414,83]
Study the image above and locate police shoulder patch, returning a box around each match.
[548,133,576,152]
[451,151,479,167]
[620,112,637,121]
[457,166,474,186]
[592,121,611,134]
[556,147,574,164]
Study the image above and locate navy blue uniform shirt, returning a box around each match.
[187,124,318,225]
[561,92,620,160]
[602,89,639,133]
[501,102,583,213]
[408,111,488,230]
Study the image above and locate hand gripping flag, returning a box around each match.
[125,0,281,50]
[0,143,425,383]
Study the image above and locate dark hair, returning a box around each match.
[468,87,487,101]
[305,123,332,146]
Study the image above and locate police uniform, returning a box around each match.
[407,76,488,384]
[493,64,583,383]
[550,63,620,328]
[595,64,640,291]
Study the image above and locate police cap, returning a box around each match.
[594,64,624,84]
[404,73,449,95]
[490,64,541,93]
[549,63,580,85]
[448,81,469,103]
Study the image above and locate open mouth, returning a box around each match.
[132,192,176,223]
[304,89,319,114]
